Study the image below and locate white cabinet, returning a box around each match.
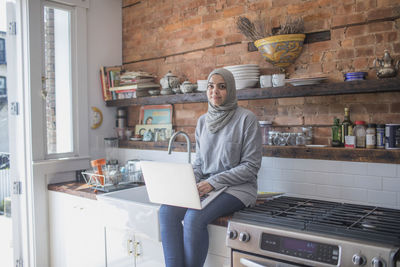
[105,226,164,267]
[48,190,230,267]
[48,191,106,267]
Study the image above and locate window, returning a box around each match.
[43,5,74,155]
[0,38,5,64]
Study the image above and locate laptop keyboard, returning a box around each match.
[200,193,209,201]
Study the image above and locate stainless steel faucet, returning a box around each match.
[168,131,191,163]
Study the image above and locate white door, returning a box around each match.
[3,0,31,266]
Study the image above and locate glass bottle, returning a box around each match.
[331,118,342,147]
[366,123,376,149]
[353,121,367,148]
[341,107,353,146]
[259,121,272,145]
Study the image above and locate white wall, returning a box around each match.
[118,148,400,209]
[87,0,122,159]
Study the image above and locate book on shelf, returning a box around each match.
[110,82,160,92]
[99,65,122,101]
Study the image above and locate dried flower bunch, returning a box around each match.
[236,16,304,42]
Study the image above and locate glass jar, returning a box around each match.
[259,121,272,145]
[274,132,286,146]
[268,131,277,145]
[296,133,306,146]
[302,127,313,145]
[104,137,119,165]
[366,123,376,149]
[286,133,297,146]
[353,121,367,148]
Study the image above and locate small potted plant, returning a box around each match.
[236,16,305,70]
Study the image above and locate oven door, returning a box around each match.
[232,251,303,267]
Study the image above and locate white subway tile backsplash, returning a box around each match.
[332,174,356,187]
[273,158,296,170]
[382,177,400,192]
[367,190,397,207]
[339,161,368,175]
[261,157,274,169]
[367,163,397,177]
[315,185,342,198]
[354,176,382,190]
[341,188,368,203]
[272,181,316,195]
[118,150,400,209]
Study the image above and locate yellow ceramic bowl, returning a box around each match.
[254,34,306,68]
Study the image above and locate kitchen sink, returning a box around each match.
[97,185,161,241]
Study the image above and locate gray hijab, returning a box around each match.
[206,68,238,133]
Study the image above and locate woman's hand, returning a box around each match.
[197,181,214,196]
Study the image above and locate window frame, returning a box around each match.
[40,0,89,160]
[0,37,6,64]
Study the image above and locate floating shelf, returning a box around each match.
[118,140,400,164]
[106,78,400,107]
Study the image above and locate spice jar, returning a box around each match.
[376,124,385,149]
[353,121,366,148]
[366,123,376,149]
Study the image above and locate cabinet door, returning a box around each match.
[105,226,135,267]
[48,191,106,267]
[134,232,164,267]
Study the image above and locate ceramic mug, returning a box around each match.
[272,74,286,87]
[260,75,272,88]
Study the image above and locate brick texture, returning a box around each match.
[122,0,400,145]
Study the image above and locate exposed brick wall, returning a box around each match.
[122,0,400,144]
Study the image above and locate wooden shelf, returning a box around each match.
[118,140,400,164]
[106,78,400,107]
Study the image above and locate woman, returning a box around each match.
[159,68,262,267]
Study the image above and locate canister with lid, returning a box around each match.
[353,121,366,148]
[366,123,376,149]
[259,121,272,145]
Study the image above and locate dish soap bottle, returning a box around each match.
[331,118,342,147]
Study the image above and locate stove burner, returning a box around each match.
[233,196,400,246]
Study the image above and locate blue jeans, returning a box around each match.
[159,193,245,267]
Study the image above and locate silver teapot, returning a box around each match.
[180,80,198,94]
[373,50,399,78]
[160,71,180,90]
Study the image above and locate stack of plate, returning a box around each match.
[197,80,208,91]
[223,64,260,89]
[285,76,327,86]
[344,72,367,81]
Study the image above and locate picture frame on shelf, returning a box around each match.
[139,104,173,125]
[135,124,173,142]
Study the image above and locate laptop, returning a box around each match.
[140,161,227,210]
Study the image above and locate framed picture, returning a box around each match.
[139,104,173,125]
[135,124,173,142]
[0,76,6,95]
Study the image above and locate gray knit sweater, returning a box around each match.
[192,107,262,207]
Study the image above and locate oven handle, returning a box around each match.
[240,257,268,267]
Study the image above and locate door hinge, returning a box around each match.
[8,21,17,35]
[15,258,23,267]
[10,102,19,115]
[13,181,22,195]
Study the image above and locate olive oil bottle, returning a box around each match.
[332,118,342,147]
[341,107,353,146]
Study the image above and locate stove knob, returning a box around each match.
[371,257,386,267]
[227,230,238,240]
[351,254,366,266]
[239,232,250,242]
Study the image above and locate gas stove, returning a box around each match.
[227,196,400,267]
